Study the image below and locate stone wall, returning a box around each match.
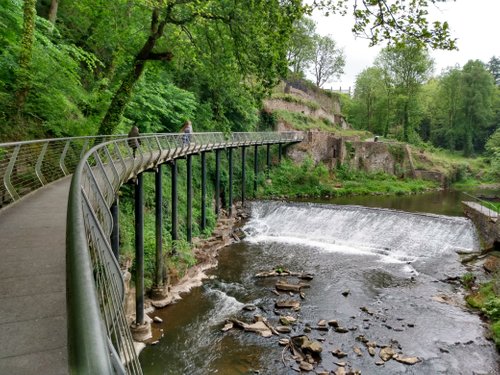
[462,201,500,250]
[287,131,414,177]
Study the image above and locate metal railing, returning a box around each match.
[65,131,303,374]
[0,135,125,208]
[462,191,500,216]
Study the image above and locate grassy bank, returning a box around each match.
[257,158,438,199]
[466,278,500,349]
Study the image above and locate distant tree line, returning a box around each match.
[347,45,500,161]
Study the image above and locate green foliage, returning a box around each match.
[311,34,345,88]
[461,272,475,290]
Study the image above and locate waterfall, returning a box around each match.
[243,201,480,265]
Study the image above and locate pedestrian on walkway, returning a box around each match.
[128,125,140,158]
[181,120,192,145]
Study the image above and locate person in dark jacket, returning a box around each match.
[128,125,140,158]
[181,120,192,145]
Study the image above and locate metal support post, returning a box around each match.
[266,144,271,175]
[186,154,192,243]
[278,144,283,162]
[215,149,221,217]
[171,160,178,244]
[253,145,258,197]
[110,198,119,261]
[154,165,163,287]
[228,147,233,216]
[241,146,246,205]
[201,151,207,231]
[134,173,144,325]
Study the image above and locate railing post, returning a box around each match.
[171,160,178,246]
[228,147,233,216]
[266,143,271,175]
[253,145,258,198]
[201,151,207,231]
[134,173,144,325]
[241,146,246,205]
[110,198,119,261]
[186,154,192,243]
[215,149,221,218]
[154,165,163,287]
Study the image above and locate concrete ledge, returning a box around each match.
[462,201,500,249]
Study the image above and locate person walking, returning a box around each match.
[181,120,192,145]
[128,125,140,158]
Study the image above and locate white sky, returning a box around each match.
[311,0,500,91]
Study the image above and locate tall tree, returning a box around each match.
[376,42,433,141]
[460,60,494,155]
[487,56,500,86]
[286,17,316,75]
[311,34,345,88]
[14,0,37,114]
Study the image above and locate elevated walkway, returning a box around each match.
[0,178,70,375]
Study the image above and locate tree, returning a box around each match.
[14,0,37,114]
[487,56,500,86]
[97,0,305,135]
[351,67,388,133]
[311,0,456,50]
[460,60,494,155]
[376,42,433,141]
[310,34,345,88]
[286,17,316,75]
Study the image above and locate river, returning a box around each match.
[139,190,500,374]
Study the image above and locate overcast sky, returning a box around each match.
[311,0,500,92]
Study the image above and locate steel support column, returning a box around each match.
[253,145,258,197]
[186,154,192,243]
[266,144,271,174]
[278,143,283,162]
[110,198,119,261]
[201,151,207,231]
[154,165,163,287]
[241,146,246,205]
[171,160,178,245]
[215,149,221,217]
[134,173,144,325]
[228,147,233,216]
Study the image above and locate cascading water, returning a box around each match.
[140,200,498,375]
[244,201,480,269]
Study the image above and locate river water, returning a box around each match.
[140,190,500,374]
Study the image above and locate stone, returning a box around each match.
[276,281,303,292]
[360,306,374,315]
[318,319,327,326]
[279,338,290,346]
[275,299,301,309]
[221,322,234,332]
[368,347,376,356]
[243,304,257,311]
[375,361,385,366]
[276,325,292,333]
[353,346,363,356]
[334,361,347,367]
[331,349,348,358]
[484,256,500,273]
[393,354,421,365]
[342,289,350,297]
[280,315,297,325]
[299,361,314,371]
[244,321,273,338]
[379,346,395,361]
[153,316,163,323]
[299,273,314,280]
[328,320,339,328]
[335,327,349,333]
[334,367,346,375]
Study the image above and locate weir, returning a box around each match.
[244,201,480,265]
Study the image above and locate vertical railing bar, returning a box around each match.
[60,140,71,176]
[35,142,49,186]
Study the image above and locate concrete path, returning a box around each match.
[0,178,70,375]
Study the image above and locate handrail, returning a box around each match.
[65,131,303,374]
[462,191,500,215]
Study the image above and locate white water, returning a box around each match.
[243,201,480,266]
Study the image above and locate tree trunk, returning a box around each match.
[48,0,58,24]
[97,60,146,135]
[403,101,409,142]
[15,0,37,114]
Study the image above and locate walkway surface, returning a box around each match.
[0,178,70,375]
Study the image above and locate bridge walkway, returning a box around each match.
[0,178,70,375]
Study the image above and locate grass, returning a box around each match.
[258,158,437,199]
[466,279,500,349]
